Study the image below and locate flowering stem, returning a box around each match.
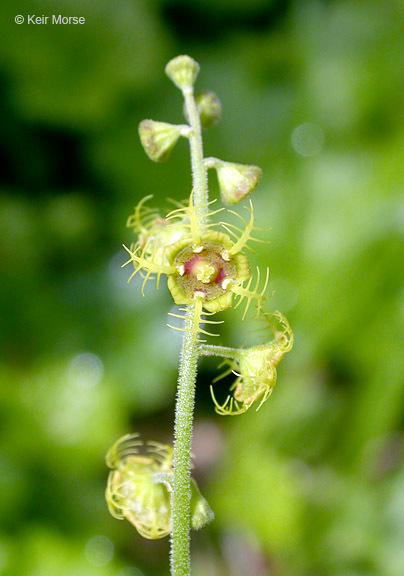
[112,54,290,575]
[171,84,208,576]
[182,86,208,217]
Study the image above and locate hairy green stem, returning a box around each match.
[171,308,199,576]
[182,86,208,216]
[199,343,239,360]
[171,88,208,576]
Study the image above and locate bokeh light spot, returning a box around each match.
[291,122,325,156]
[84,535,114,567]
[68,352,104,388]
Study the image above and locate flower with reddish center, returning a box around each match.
[123,197,269,318]
[166,231,250,313]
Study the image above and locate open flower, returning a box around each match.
[105,434,213,539]
[123,195,268,319]
[210,311,293,415]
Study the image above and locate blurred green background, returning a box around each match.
[1,1,404,575]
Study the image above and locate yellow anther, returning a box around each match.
[194,291,206,300]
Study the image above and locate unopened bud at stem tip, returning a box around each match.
[165,55,200,90]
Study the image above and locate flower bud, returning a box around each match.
[210,159,262,204]
[190,480,214,530]
[165,55,199,90]
[138,120,182,162]
[184,91,221,128]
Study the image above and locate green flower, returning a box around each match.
[211,312,293,415]
[106,434,213,539]
[123,196,268,320]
